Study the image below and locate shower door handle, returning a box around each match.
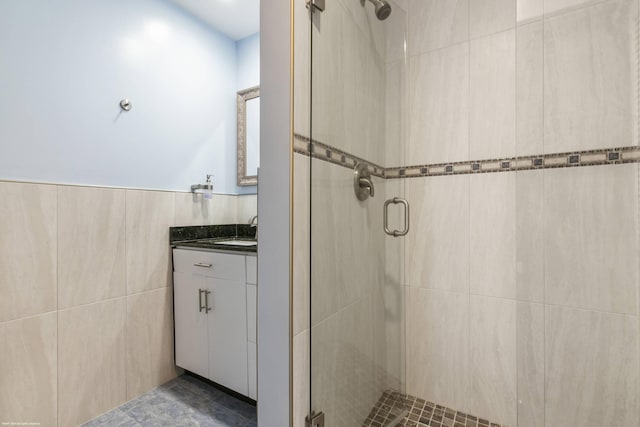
[384,197,409,237]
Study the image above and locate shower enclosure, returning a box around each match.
[295,0,640,426]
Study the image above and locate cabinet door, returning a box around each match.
[174,271,209,378]
[207,277,248,395]
[248,341,257,400]
[246,284,257,343]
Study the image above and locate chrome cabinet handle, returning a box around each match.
[198,289,205,312]
[384,197,410,237]
[194,263,212,268]
[204,290,212,313]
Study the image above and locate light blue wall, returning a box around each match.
[0,0,256,195]
[237,32,260,90]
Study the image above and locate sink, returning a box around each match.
[218,240,257,247]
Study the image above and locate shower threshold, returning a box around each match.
[362,390,506,427]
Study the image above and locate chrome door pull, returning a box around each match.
[204,290,212,313]
[194,263,212,268]
[198,289,205,312]
[384,197,410,237]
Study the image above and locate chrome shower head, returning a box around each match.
[361,0,392,20]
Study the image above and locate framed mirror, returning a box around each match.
[237,86,260,186]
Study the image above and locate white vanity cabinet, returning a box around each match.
[173,248,257,399]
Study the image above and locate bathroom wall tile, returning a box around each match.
[518,0,543,22]
[409,43,469,165]
[58,298,126,427]
[0,182,56,322]
[174,192,216,226]
[544,164,639,314]
[543,0,638,153]
[340,172,385,310]
[516,21,543,157]
[469,295,517,426]
[470,172,516,299]
[211,194,239,224]
[545,306,639,426]
[341,18,386,166]
[544,0,602,16]
[339,0,387,63]
[58,186,126,309]
[293,154,310,335]
[311,1,345,152]
[294,0,310,137]
[335,297,380,425]
[126,287,176,400]
[407,175,469,293]
[392,0,408,11]
[470,0,516,38]
[385,3,407,64]
[408,0,468,54]
[379,280,405,391]
[385,60,406,167]
[407,287,469,412]
[293,330,310,427]
[237,194,258,225]
[470,30,516,160]
[516,170,543,303]
[311,161,385,323]
[0,313,57,426]
[384,178,406,290]
[310,162,341,324]
[126,190,175,295]
[310,314,339,426]
[516,302,544,427]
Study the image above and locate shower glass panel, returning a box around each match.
[305,0,640,426]
[308,1,408,425]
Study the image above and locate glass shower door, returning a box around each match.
[308,1,408,425]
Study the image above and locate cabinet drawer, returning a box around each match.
[173,249,246,282]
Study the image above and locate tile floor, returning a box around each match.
[363,390,505,427]
[82,375,257,426]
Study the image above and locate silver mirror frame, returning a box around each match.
[237,85,260,186]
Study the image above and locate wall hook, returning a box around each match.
[119,99,132,111]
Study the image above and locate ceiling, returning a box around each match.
[171,0,259,41]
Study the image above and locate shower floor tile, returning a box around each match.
[363,390,506,427]
[82,374,256,427]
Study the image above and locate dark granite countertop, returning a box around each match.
[170,224,257,254]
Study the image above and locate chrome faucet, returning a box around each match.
[249,216,258,239]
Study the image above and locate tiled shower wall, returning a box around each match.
[404,0,639,426]
[0,180,255,427]
[292,0,406,425]
[294,0,640,426]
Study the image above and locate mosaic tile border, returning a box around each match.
[294,133,385,178]
[363,390,506,427]
[294,133,640,179]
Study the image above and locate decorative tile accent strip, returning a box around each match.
[293,133,385,178]
[385,146,640,178]
[294,133,640,179]
[362,390,506,427]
